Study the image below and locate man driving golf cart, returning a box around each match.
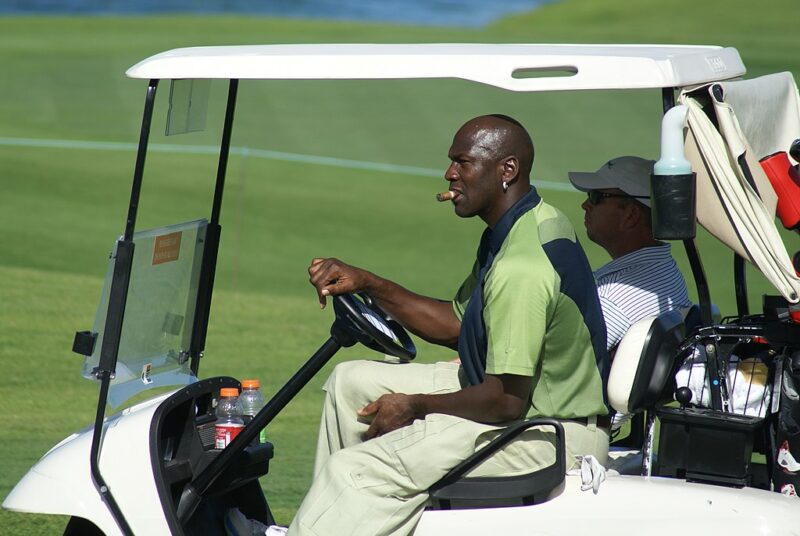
[289,114,610,535]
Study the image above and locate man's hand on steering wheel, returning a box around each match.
[309,257,372,309]
[308,256,458,350]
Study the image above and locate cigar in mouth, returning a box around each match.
[436,191,456,202]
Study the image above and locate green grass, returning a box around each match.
[2,0,798,532]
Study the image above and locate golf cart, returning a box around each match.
[4,44,800,535]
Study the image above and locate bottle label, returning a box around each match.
[215,422,244,449]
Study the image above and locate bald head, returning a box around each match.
[456,114,535,182]
[445,115,536,227]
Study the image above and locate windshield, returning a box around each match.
[82,219,208,408]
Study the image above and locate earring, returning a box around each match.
[502,181,509,192]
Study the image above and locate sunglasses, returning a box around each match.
[586,190,649,206]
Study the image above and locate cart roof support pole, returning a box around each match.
[90,78,159,536]
[190,79,239,374]
[211,79,238,227]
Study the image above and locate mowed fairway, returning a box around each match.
[2,0,798,532]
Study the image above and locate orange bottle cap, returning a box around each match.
[220,387,239,397]
[242,379,260,389]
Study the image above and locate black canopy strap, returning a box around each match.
[458,187,541,385]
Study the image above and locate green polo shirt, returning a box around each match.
[453,201,607,419]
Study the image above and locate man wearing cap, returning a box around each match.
[569,156,692,351]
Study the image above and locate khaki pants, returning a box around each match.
[288,360,609,536]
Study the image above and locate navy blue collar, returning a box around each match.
[460,186,541,385]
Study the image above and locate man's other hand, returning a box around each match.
[359,393,422,440]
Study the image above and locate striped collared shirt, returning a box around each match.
[594,243,692,350]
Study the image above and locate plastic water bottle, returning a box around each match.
[240,379,266,444]
[215,387,244,449]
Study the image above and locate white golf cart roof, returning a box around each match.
[125,43,800,304]
[126,44,745,91]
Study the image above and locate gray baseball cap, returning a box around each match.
[568,156,655,207]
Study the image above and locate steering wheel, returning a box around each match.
[332,293,416,360]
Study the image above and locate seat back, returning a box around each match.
[608,309,685,415]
